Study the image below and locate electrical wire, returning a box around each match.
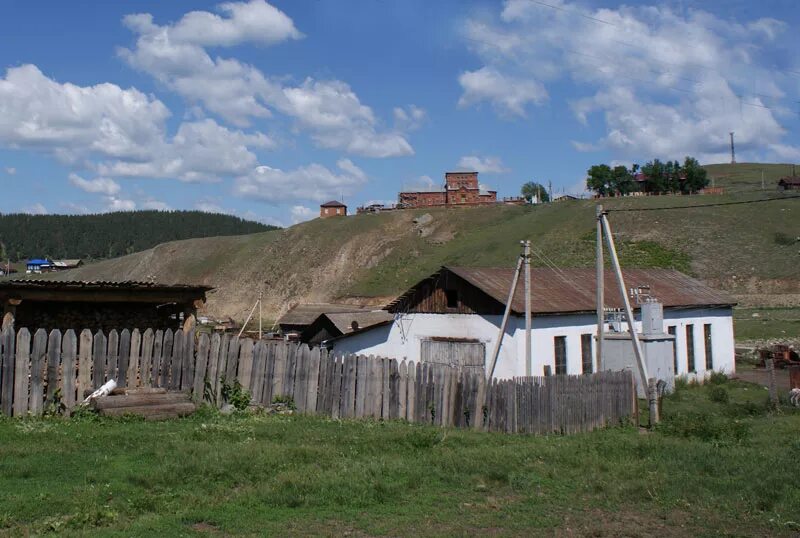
[605,193,800,212]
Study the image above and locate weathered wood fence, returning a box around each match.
[0,326,636,433]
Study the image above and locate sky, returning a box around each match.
[0,0,798,226]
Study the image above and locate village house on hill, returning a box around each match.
[398,172,497,209]
[319,200,347,218]
[325,266,735,382]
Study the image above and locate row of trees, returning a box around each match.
[586,157,708,197]
[0,210,278,262]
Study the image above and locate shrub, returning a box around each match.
[708,385,730,404]
[221,378,251,411]
[708,371,728,385]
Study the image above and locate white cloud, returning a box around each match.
[393,105,426,131]
[290,205,316,224]
[60,201,90,214]
[234,158,367,203]
[120,1,413,157]
[4,167,16,175]
[105,197,136,212]
[461,1,800,161]
[458,67,547,118]
[141,199,171,210]
[68,173,121,196]
[98,118,273,182]
[22,203,47,215]
[195,200,226,213]
[402,175,441,192]
[457,155,509,174]
[0,64,169,162]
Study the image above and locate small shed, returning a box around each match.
[0,280,212,332]
[277,303,375,336]
[26,259,52,274]
[320,200,347,218]
[301,311,393,346]
[778,177,800,191]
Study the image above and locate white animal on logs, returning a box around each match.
[790,388,800,407]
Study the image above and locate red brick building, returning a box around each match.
[398,172,497,209]
[320,200,347,218]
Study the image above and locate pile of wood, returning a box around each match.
[89,387,196,420]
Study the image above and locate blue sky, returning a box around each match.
[0,0,798,226]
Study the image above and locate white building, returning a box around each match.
[327,266,736,381]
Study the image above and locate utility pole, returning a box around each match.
[523,240,532,377]
[595,205,604,372]
[258,291,263,340]
[761,169,765,190]
[487,248,524,381]
[548,181,553,203]
[729,132,736,164]
[600,211,650,390]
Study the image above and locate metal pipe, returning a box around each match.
[487,255,523,381]
[596,205,604,372]
[600,212,649,388]
[523,240,532,377]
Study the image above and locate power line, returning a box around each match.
[606,194,800,212]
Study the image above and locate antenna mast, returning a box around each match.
[729,132,736,164]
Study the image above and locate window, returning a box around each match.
[667,326,678,373]
[554,336,567,375]
[581,334,593,374]
[686,324,695,373]
[704,324,713,370]
[445,289,459,309]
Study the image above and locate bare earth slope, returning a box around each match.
[60,187,799,320]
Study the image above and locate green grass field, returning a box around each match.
[734,307,800,341]
[1,380,799,536]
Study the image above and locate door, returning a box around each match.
[421,339,485,371]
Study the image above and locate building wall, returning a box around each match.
[12,300,182,333]
[398,191,446,208]
[445,172,479,190]
[331,307,735,381]
[320,206,347,218]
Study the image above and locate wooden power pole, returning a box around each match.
[595,205,604,372]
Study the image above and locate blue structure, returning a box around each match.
[26,259,52,273]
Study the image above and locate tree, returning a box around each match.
[682,156,708,193]
[586,164,613,197]
[521,181,550,203]
[610,165,636,196]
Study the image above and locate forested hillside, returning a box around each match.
[0,211,278,261]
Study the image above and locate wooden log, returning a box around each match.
[139,329,154,389]
[306,346,321,414]
[237,338,255,390]
[77,329,92,400]
[169,329,183,390]
[29,329,47,416]
[151,329,163,388]
[193,333,210,401]
[106,330,119,383]
[61,330,77,415]
[181,329,195,392]
[109,387,167,396]
[13,329,30,417]
[91,392,193,410]
[159,329,173,388]
[118,329,131,388]
[128,329,141,388]
[98,401,196,418]
[46,330,62,408]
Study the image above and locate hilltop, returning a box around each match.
[58,185,799,321]
[0,210,278,262]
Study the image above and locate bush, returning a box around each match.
[658,411,750,445]
[708,385,730,404]
[221,378,251,411]
[708,372,728,385]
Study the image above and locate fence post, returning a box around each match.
[766,358,780,408]
[648,377,660,426]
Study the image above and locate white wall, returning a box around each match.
[330,307,735,380]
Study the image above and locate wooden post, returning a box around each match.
[488,254,523,381]
[600,212,649,389]
[648,378,659,426]
[766,358,779,407]
[523,240,532,377]
[596,204,604,372]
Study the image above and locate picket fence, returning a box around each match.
[0,326,637,433]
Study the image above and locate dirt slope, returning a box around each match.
[58,188,800,321]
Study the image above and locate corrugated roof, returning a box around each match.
[387,266,735,315]
[324,311,394,333]
[0,279,212,292]
[278,303,375,326]
[320,200,347,207]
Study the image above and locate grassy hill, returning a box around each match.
[703,162,797,193]
[57,184,800,321]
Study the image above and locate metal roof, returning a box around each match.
[0,279,212,293]
[324,311,394,334]
[320,200,347,207]
[387,266,735,315]
[277,303,376,327]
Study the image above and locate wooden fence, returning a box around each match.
[0,326,637,433]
